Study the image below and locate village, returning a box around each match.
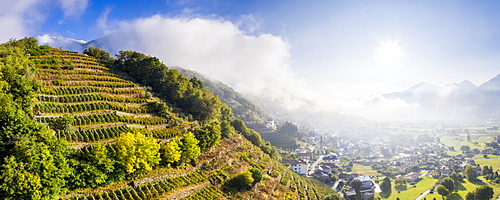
[281,122,500,199]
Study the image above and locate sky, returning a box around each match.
[2,0,500,120]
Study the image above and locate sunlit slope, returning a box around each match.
[28,47,337,199]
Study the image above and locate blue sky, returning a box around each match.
[2,0,500,119]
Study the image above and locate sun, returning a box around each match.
[376,38,404,65]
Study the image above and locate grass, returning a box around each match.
[440,133,497,156]
[424,178,500,199]
[378,176,438,200]
[351,163,381,176]
[474,158,500,171]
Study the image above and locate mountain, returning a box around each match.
[37,35,86,52]
[384,74,500,121]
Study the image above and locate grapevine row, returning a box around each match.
[36,102,154,114]
[42,86,144,95]
[42,80,137,88]
[62,172,208,200]
[181,185,223,200]
[38,93,148,103]
[37,69,118,77]
[36,113,169,126]
[57,125,131,142]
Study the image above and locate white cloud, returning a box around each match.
[97,6,115,35]
[60,0,88,19]
[0,0,44,42]
[96,15,317,111]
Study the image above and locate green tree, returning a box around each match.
[380,177,392,193]
[115,132,160,174]
[193,121,222,149]
[180,132,201,164]
[466,185,494,200]
[249,168,263,185]
[450,172,463,182]
[460,145,470,152]
[441,177,454,192]
[232,171,254,190]
[350,179,362,194]
[395,177,407,186]
[160,137,182,166]
[0,156,43,200]
[465,165,477,182]
[436,185,449,199]
[83,46,115,66]
[50,115,74,133]
[0,131,72,199]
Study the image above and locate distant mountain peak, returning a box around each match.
[479,73,500,92]
[36,35,86,52]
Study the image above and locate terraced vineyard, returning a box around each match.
[26,47,337,199]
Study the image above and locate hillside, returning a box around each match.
[0,38,339,200]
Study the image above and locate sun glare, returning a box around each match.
[376,38,404,65]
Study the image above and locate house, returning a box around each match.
[404,172,421,182]
[322,165,332,174]
[282,159,309,175]
[430,170,441,178]
[439,166,451,177]
[355,176,373,189]
[323,154,338,163]
[297,152,312,161]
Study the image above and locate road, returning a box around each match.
[371,179,382,193]
[415,177,443,200]
[308,155,324,176]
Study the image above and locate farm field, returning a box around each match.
[424,178,500,200]
[377,176,438,200]
[351,163,382,177]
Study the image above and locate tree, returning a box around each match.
[475,186,494,200]
[460,145,470,152]
[450,172,463,182]
[232,171,254,190]
[411,165,420,172]
[380,177,392,193]
[180,132,201,164]
[50,115,74,133]
[0,156,43,200]
[466,185,494,200]
[0,131,72,200]
[160,137,182,167]
[436,185,449,198]
[395,177,407,186]
[465,165,477,182]
[350,179,362,194]
[193,121,222,149]
[441,177,454,192]
[115,132,160,174]
[83,46,115,66]
[249,168,263,185]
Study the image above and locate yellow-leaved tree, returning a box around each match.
[115,132,160,174]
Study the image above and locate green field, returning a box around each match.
[351,163,381,176]
[378,176,438,199]
[423,178,500,200]
[441,134,493,156]
[474,158,500,170]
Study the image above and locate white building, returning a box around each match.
[287,160,309,175]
